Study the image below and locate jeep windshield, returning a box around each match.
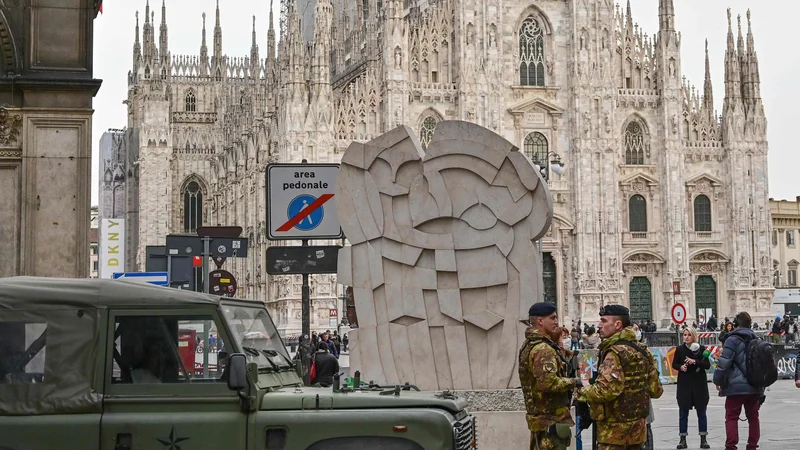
[220,302,293,372]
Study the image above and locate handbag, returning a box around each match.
[309,360,317,384]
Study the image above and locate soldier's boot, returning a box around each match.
[676,435,687,449]
[699,435,710,449]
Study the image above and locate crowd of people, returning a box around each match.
[519,304,800,450]
[292,330,349,387]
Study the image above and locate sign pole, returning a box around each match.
[202,236,211,379]
[301,238,311,386]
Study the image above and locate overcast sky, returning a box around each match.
[90,0,797,204]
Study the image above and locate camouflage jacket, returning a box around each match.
[518,328,576,432]
[574,327,663,445]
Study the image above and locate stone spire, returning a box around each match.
[723,9,741,105]
[133,10,141,71]
[703,39,714,118]
[213,0,223,68]
[267,0,276,69]
[311,0,332,96]
[658,0,675,32]
[142,0,155,62]
[250,16,260,79]
[737,14,747,102]
[744,10,761,104]
[159,0,168,62]
[200,12,209,75]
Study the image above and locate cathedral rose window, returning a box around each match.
[420,116,438,150]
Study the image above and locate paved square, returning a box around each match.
[578,380,799,450]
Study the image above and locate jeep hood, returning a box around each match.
[260,386,468,414]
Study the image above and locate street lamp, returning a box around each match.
[532,152,565,182]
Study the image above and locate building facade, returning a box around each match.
[770,199,800,289]
[90,206,100,278]
[120,0,773,332]
[0,0,102,279]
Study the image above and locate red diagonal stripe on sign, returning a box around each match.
[277,194,335,232]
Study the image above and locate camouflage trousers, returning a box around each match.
[597,445,643,450]
[529,430,569,450]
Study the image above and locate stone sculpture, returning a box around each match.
[336,121,553,390]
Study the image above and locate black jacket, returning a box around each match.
[672,343,711,409]
[313,351,339,386]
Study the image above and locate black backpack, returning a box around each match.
[734,334,778,388]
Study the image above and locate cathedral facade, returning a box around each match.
[123,0,773,334]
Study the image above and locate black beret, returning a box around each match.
[528,302,557,317]
[599,304,630,316]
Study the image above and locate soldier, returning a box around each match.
[575,305,663,450]
[519,302,583,450]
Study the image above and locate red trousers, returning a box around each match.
[724,394,761,450]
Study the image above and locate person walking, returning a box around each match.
[672,327,711,449]
[575,305,663,449]
[518,302,582,450]
[713,312,765,450]
[796,346,800,388]
[312,342,339,387]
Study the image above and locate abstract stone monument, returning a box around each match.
[337,121,553,390]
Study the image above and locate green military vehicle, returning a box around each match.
[0,277,476,450]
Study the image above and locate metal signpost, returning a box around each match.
[266,161,342,385]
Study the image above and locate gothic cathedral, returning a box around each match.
[123,0,772,333]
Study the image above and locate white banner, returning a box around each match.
[99,219,125,279]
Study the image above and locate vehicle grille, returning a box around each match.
[453,414,476,449]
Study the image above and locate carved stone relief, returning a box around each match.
[337,122,552,390]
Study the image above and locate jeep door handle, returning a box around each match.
[115,433,132,450]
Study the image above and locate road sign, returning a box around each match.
[113,271,169,286]
[267,163,342,240]
[209,269,237,297]
[330,309,337,318]
[266,245,341,275]
[166,235,249,258]
[671,303,687,324]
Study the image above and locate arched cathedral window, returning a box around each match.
[523,132,548,168]
[183,181,203,233]
[185,91,197,112]
[624,122,646,165]
[629,194,647,232]
[694,195,712,232]
[419,116,438,150]
[519,15,546,86]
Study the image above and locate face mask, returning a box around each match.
[635,330,642,340]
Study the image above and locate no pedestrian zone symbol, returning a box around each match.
[277,194,334,232]
[266,164,343,240]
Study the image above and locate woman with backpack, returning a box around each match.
[672,327,711,449]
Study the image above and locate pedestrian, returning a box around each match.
[582,326,600,349]
[673,327,711,449]
[771,317,782,344]
[313,342,339,387]
[518,302,582,450]
[575,305,663,450]
[719,322,734,343]
[707,315,718,332]
[559,327,572,350]
[320,332,339,358]
[342,333,349,353]
[713,312,765,450]
[571,325,581,350]
[332,330,342,354]
[796,347,800,388]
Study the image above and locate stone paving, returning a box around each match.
[604,380,798,450]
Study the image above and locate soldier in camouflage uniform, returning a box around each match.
[519,302,583,450]
[575,305,663,450]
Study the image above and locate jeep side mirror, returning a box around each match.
[227,353,247,391]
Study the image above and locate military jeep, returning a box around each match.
[0,277,476,450]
